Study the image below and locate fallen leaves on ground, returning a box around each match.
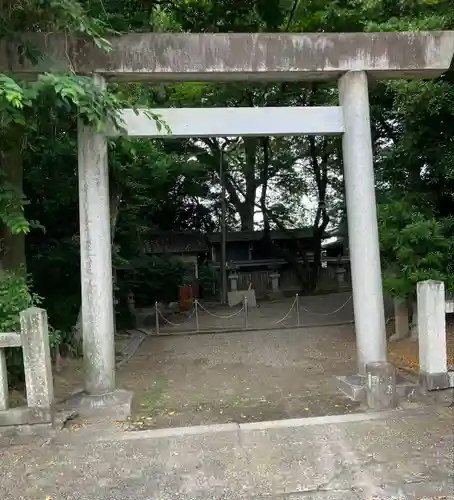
[387,324,454,375]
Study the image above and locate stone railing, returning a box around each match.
[0,308,54,427]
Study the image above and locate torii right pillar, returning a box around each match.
[339,71,387,377]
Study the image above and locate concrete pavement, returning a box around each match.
[0,406,453,499]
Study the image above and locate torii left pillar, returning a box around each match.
[77,75,131,418]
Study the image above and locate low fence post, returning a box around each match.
[0,348,8,410]
[19,307,54,409]
[296,293,300,326]
[417,280,449,391]
[155,301,159,335]
[244,296,248,330]
[195,300,199,332]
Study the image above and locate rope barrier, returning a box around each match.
[274,296,298,325]
[298,294,352,316]
[156,306,196,326]
[154,293,353,334]
[195,300,245,319]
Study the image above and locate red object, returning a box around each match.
[179,285,194,310]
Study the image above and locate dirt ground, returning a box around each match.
[386,318,454,374]
[8,295,453,430]
[47,325,362,429]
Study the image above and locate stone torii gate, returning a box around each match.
[2,32,454,412]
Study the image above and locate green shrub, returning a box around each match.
[0,271,40,332]
[0,271,41,386]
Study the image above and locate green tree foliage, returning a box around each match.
[379,199,454,297]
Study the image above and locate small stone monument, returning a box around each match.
[269,271,280,293]
[366,361,397,410]
[228,271,239,292]
[268,270,282,300]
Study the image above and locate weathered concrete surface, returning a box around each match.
[78,87,116,396]
[19,308,54,409]
[339,71,386,375]
[0,406,53,427]
[1,32,454,81]
[365,361,397,410]
[0,332,21,348]
[417,281,448,381]
[0,407,452,499]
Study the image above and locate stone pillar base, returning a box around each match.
[418,371,451,392]
[336,373,417,403]
[63,389,133,422]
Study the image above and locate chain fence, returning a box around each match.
[153,293,354,335]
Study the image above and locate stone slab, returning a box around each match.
[0,406,53,427]
[1,32,454,81]
[0,409,75,441]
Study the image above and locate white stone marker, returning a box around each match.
[417,280,449,390]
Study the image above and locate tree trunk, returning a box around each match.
[241,137,258,231]
[257,138,310,291]
[308,137,330,291]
